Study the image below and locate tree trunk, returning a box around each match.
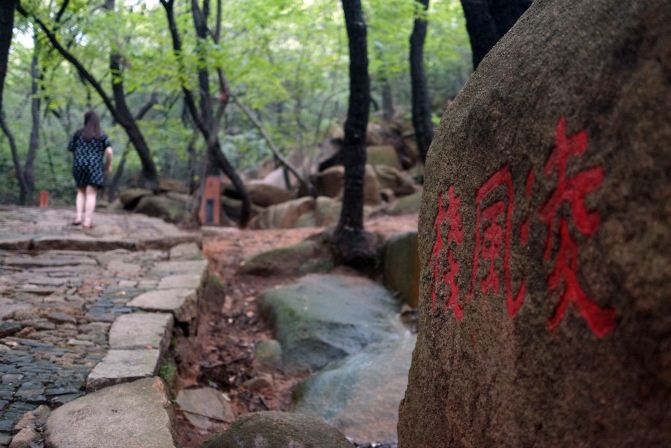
[24,32,41,204]
[382,80,394,121]
[0,0,15,108]
[161,0,251,226]
[107,145,130,201]
[106,0,158,190]
[460,0,531,69]
[334,0,374,265]
[410,0,434,163]
[0,0,28,204]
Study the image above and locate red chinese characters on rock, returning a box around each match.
[428,116,616,338]
[429,186,465,319]
[540,117,615,338]
[468,166,526,318]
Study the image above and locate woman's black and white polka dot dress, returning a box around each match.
[68,132,111,188]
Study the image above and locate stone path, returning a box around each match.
[0,206,197,251]
[0,207,204,447]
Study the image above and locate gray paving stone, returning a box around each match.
[149,259,207,276]
[108,313,173,351]
[157,274,202,290]
[86,349,161,392]
[46,378,176,448]
[127,289,197,323]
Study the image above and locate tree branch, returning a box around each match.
[17,4,120,123]
[233,96,314,195]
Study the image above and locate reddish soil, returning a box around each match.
[172,215,418,447]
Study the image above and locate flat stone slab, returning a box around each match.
[127,288,195,315]
[157,274,202,290]
[86,349,160,392]
[149,260,208,276]
[108,313,173,351]
[46,377,176,448]
[0,207,200,252]
[169,243,202,260]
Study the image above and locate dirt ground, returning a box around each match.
[172,214,418,447]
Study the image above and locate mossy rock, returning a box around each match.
[202,412,351,448]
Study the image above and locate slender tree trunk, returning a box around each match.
[161,0,251,226]
[460,0,531,69]
[105,0,158,190]
[0,0,28,204]
[410,0,434,163]
[382,80,394,121]
[334,0,374,264]
[107,145,130,201]
[24,32,41,204]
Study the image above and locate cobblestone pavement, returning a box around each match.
[0,207,200,446]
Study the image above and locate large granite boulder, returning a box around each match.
[314,166,345,198]
[202,412,351,448]
[257,274,400,372]
[374,165,416,197]
[246,182,294,207]
[238,240,334,277]
[293,331,415,444]
[367,145,402,169]
[134,195,190,223]
[119,188,152,210]
[399,1,671,447]
[250,197,315,229]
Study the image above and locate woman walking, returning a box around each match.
[68,111,113,228]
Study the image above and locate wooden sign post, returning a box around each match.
[199,176,222,226]
[39,191,49,208]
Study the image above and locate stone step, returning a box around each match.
[46,377,176,448]
[149,259,207,276]
[157,274,202,290]
[108,312,173,351]
[86,349,161,392]
[127,289,198,324]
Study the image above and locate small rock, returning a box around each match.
[46,312,76,325]
[0,321,22,338]
[203,412,352,448]
[242,375,274,392]
[9,427,39,448]
[176,387,235,423]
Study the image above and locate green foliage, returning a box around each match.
[1,0,471,205]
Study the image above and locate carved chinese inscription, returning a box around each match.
[429,117,615,337]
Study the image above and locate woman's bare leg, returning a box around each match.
[83,186,97,227]
[75,188,85,224]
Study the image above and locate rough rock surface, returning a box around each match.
[383,232,419,308]
[133,194,190,223]
[294,330,415,444]
[257,274,400,372]
[238,240,333,277]
[176,387,235,427]
[374,165,416,197]
[367,145,402,169]
[46,378,176,448]
[202,412,352,448]
[398,1,671,447]
[251,197,316,230]
[246,182,294,207]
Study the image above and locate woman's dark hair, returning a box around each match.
[80,111,103,140]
